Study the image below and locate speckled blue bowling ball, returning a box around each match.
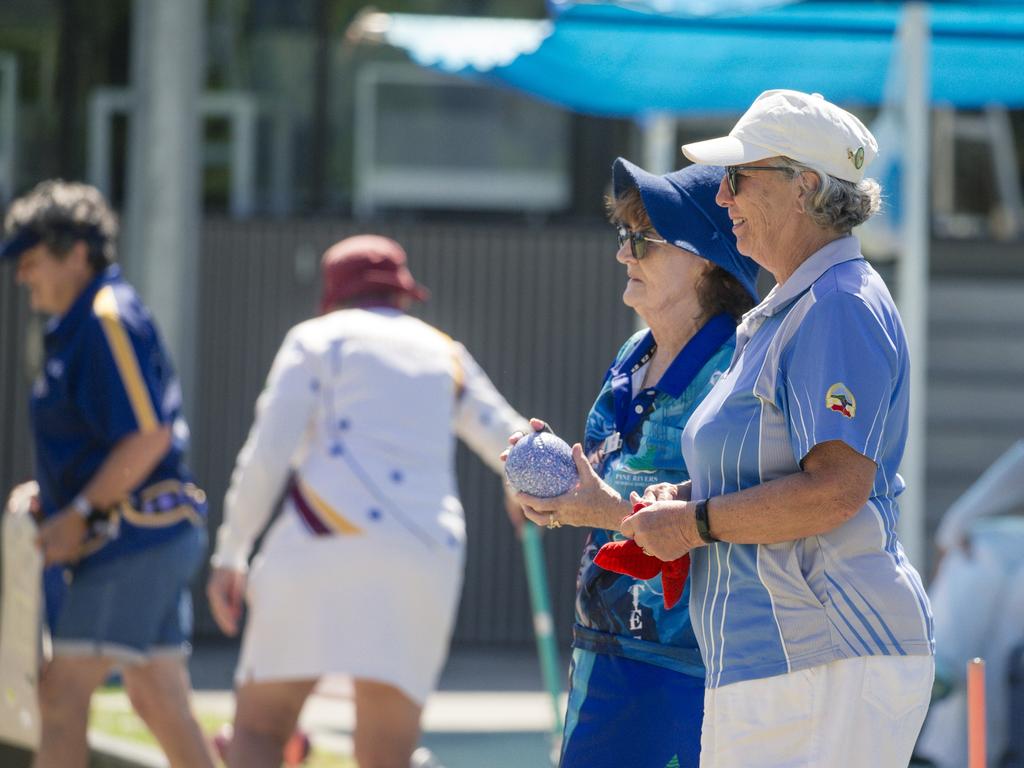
[504,431,579,498]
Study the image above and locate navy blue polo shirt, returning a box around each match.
[30,265,205,568]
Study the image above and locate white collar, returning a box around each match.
[746,235,863,323]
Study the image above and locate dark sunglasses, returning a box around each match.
[616,225,668,260]
[725,165,795,196]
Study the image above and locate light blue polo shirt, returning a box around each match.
[680,236,934,689]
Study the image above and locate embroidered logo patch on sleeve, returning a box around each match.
[825,382,856,418]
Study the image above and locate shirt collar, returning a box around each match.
[746,235,863,322]
[655,313,737,398]
[612,329,657,380]
[46,264,121,342]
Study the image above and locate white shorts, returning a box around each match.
[235,507,464,705]
[700,655,934,768]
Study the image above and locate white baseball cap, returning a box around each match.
[681,89,878,183]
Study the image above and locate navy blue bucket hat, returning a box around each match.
[612,158,760,301]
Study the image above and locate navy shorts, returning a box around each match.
[50,524,206,664]
[561,648,704,768]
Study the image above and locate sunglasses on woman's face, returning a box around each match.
[725,165,795,196]
[616,226,668,260]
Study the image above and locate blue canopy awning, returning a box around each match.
[368,1,1024,117]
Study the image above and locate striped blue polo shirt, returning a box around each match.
[680,236,934,689]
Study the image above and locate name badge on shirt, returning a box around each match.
[598,432,622,459]
[586,431,623,470]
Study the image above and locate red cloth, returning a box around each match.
[594,502,690,609]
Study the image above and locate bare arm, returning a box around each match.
[78,426,173,508]
[624,440,876,561]
[37,426,172,564]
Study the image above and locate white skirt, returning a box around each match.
[234,505,464,705]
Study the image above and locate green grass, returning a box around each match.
[89,693,355,768]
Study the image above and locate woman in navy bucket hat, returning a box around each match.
[611,158,759,301]
[505,160,758,768]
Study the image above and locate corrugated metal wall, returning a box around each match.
[3,232,1023,648]
[0,267,33,497]
[925,280,1024,532]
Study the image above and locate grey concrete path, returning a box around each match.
[184,641,569,767]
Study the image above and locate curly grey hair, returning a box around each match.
[779,157,882,233]
[4,180,118,272]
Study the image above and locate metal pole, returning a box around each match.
[520,524,564,764]
[896,3,930,570]
[641,113,676,176]
[124,0,204,421]
[0,54,17,203]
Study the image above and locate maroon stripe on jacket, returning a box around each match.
[289,478,331,536]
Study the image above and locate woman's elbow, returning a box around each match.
[804,442,876,524]
[146,424,174,457]
[835,487,870,522]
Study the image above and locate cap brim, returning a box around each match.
[0,228,42,261]
[681,135,775,167]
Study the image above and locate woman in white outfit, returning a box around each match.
[206,235,528,768]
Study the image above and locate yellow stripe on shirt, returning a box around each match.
[118,481,205,528]
[93,286,159,432]
[298,478,363,535]
[119,500,202,528]
[431,328,465,400]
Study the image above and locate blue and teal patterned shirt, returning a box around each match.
[573,314,737,677]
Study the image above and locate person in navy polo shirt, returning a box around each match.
[624,90,935,768]
[1,180,214,768]
[508,160,759,768]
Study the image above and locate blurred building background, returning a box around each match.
[1,0,1023,649]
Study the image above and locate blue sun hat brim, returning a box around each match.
[612,157,759,300]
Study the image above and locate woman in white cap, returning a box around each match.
[622,89,935,767]
[206,235,528,768]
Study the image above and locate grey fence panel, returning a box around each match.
[0,262,32,497]
[924,279,1024,544]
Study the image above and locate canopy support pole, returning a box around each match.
[641,113,676,175]
[896,3,930,570]
[123,0,204,419]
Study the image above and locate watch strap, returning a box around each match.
[695,498,720,544]
[70,493,93,519]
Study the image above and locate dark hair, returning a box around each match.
[4,180,117,273]
[606,186,651,232]
[606,187,754,322]
[696,265,754,322]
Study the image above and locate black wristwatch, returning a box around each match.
[694,499,720,544]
